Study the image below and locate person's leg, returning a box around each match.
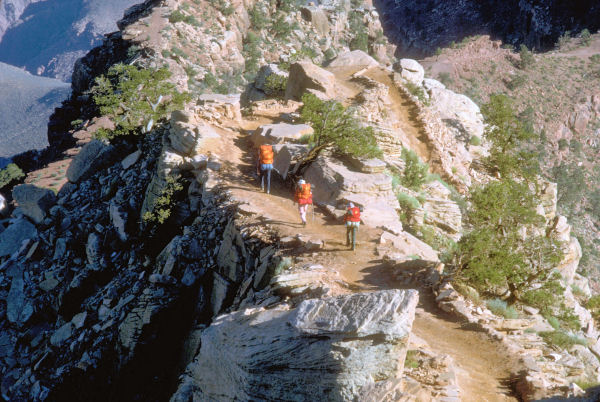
[346,224,351,246]
[266,167,271,194]
[352,225,357,250]
[299,204,307,224]
[260,168,265,191]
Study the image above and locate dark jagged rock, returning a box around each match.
[374,0,600,56]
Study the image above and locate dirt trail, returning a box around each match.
[209,123,519,401]
[363,68,433,163]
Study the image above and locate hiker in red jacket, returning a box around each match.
[257,144,274,194]
[294,179,313,227]
[344,202,361,251]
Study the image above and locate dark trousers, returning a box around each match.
[346,225,358,250]
[260,167,272,193]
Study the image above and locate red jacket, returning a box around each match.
[294,183,313,205]
[345,206,361,222]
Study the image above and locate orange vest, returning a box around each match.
[259,145,274,164]
[295,183,312,205]
[345,206,361,222]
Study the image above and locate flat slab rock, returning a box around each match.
[172,289,418,402]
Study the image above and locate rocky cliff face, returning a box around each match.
[374,0,600,56]
[2,0,600,400]
[0,0,140,80]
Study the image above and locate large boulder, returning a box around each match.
[254,64,289,94]
[169,110,220,156]
[0,219,37,257]
[12,184,56,224]
[395,59,424,86]
[197,94,242,122]
[172,290,418,401]
[66,139,119,183]
[250,123,313,146]
[300,6,329,36]
[328,50,379,69]
[285,61,336,100]
[379,231,439,261]
[428,86,484,142]
[303,156,400,229]
[273,144,309,179]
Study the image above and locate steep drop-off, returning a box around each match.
[374,0,600,57]
[0,0,140,80]
[0,62,70,158]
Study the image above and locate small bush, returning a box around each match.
[273,257,292,277]
[469,136,481,146]
[486,299,519,319]
[400,148,429,190]
[404,81,429,105]
[518,44,535,69]
[397,192,421,211]
[506,74,527,90]
[143,175,184,225]
[545,315,560,330]
[557,30,571,49]
[539,330,587,350]
[0,163,25,189]
[587,295,600,321]
[249,3,268,29]
[404,350,419,369]
[264,74,287,97]
[575,380,600,390]
[580,29,591,46]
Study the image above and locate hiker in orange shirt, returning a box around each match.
[344,202,361,251]
[257,144,274,194]
[294,179,313,227]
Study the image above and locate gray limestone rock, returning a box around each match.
[66,140,118,183]
[12,184,56,224]
[328,50,379,69]
[173,290,418,401]
[50,323,73,346]
[0,218,37,257]
[7,273,34,325]
[285,61,336,101]
[300,6,330,36]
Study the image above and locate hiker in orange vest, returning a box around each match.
[257,144,274,194]
[294,179,313,227]
[344,202,361,251]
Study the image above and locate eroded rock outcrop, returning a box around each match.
[173,289,418,401]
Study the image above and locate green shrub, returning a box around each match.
[264,74,287,97]
[397,192,421,210]
[557,31,571,49]
[539,330,587,350]
[400,148,429,190]
[0,163,25,188]
[168,10,200,26]
[518,44,535,69]
[575,380,600,391]
[299,93,383,160]
[271,12,293,38]
[272,256,293,277]
[546,315,560,330]
[323,48,336,61]
[143,175,184,225]
[90,64,189,139]
[486,299,519,319]
[558,138,569,150]
[404,81,429,105]
[469,136,481,146]
[249,3,268,29]
[404,350,419,369]
[349,11,369,52]
[587,295,600,321]
[506,74,527,90]
[581,29,592,46]
[70,119,84,128]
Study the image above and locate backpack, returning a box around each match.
[259,145,274,164]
